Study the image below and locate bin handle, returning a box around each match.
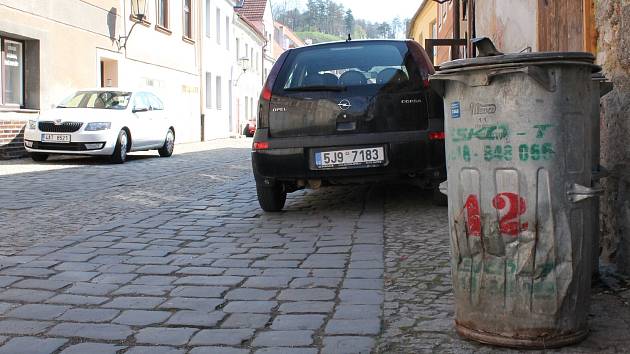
[430,65,556,92]
[567,183,603,203]
[486,66,557,92]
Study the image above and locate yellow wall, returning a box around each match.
[408,0,438,50]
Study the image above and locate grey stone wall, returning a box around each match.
[597,0,630,274]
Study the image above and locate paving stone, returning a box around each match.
[339,290,384,305]
[133,275,177,285]
[325,319,381,335]
[251,330,314,347]
[170,286,227,298]
[289,277,342,288]
[278,288,336,301]
[278,301,335,314]
[159,297,224,311]
[189,329,255,346]
[124,347,185,354]
[174,276,243,286]
[322,336,375,354]
[165,310,225,327]
[0,303,14,315]
[0,337,67,354]
[58,308,120,322]
[221,313,271,329]
[251,260,300,268]
[223,301,277,313]
[135,327,197,346]
[342,278,383,290]
[212,259,252,268]
[254,349,318,354]
[48,323,133,340]
[190,348,249,354]
[5,304,70,320]
[225,288,277,300]
[346,269,383,279]
[271,315,326,330]
[64,282,118,296]
[136,265,179,275]
[50,271,99,282]
[113,310,171,326]
[97,264,138,273]
[0,320,53,335]
[11,279,72,291]
[46,294,108,305]
[0,276,21,287]
[103,296,166,309]
[91,273,137,284]
[0,267,56,278]
[0,289,54,302]
[242,276,292,288]
[334,305,382,319]
[60,343,124,354]
[113,285,172,296]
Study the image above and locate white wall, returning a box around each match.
[202,0,237,140]
[475,0,538,53]
[234,17,265,134]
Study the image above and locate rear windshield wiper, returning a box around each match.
[285,85,347,92]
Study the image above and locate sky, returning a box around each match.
[271,0,423,23]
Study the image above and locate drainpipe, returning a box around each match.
[452,0,460,60]
[198,0,205,141]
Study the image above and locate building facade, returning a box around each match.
[0,0,204,159]
[407,0,438,58]
[273,21,305,59]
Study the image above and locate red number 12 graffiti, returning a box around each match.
[463,192,528,237]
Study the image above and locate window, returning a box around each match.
[236,38,240,60]
[250,48,254,68]
[1,38,24,107]
[205,0,211,37]
[244,96,248,120]
[215,76,222,110]
[250,97,254,119]
[216,8,221,45]
[225,16,230,50]
[256,52,259,72]
[146,93,164,110]
[205,72,212,108]
[183,0,192,39]
[157,0,169,28]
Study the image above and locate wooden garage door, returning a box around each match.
[538,0,590,52]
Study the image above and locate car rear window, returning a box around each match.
[274,42,427,94]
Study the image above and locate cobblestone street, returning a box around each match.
[0,139,629,353]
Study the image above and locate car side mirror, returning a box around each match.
[133,106,149,113]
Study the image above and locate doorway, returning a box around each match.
[100,58,118,87]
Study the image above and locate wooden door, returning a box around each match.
[538,0,597,53]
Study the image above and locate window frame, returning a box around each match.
[216,8,221,45]
[205,0,212,38]
[156,0,170,30]
[225,16,230,50]
[0,37,26,108]
[205,72,212,109]
[182,0,193,41]
[215,76,222,110]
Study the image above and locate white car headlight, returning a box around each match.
[85,122,112,131]
[27,120,37,130]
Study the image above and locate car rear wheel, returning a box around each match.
[110,129,128,164]
[256,182,287,212]
[31,153,49,162]
[158,129,175,157]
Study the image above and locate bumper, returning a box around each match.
[251,129,446,185]
[23,129,117,155]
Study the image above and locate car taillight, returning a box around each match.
[429,132,445,140]
[253,142,269,150]
[258,51,289,129]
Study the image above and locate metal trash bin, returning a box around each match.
[431,50,602,348]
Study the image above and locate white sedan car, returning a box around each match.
[24,89,175,163]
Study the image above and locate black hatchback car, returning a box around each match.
[252,40,446,211]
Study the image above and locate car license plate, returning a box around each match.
[41,133,71,143]
[315,147,385,169]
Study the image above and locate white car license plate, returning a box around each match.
[315,147,385,169]
[41,133,71,143]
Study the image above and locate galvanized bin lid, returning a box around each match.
[438,52,597,73]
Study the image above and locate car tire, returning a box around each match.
[256,182,287,212]
[110,129,129,164]
[432,187,448,207]
[158,129,175,157]
[31,153,49,162]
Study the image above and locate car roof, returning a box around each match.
[74,88,162,96]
